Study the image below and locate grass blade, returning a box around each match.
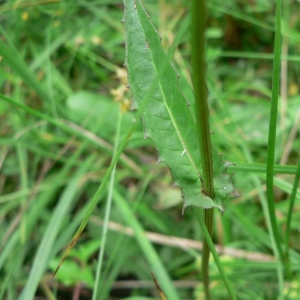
[266,0,284,262]
[0,40,51,104]
[193,208,237,300]
[285,157,300,264]
[113,189,180,300]
[92,109,122,299]
[19,156,95,300]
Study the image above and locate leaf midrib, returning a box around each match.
[137,7,200,180]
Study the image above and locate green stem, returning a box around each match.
[285,157,300,273]
[266,0,284,262]
[202,209,214,299]
[285,157,300,244]
[92,109,122,300]
[191,0,215,299]
[194,208,237,300]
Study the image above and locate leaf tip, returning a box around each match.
[131,100,137,110]
[142,125,150,138]
[151,273,167,300]
[225,162,235,169]
[233,189,240,197]
[181,205,186,215]
[157,157,165,165]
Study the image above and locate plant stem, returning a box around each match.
[194,208,237,300]
[266,0,284,262]
[191,0,215,299]
[285,157,300,273]
[92,109,122,300]
[285,158,300,243]
[202,209,214,299]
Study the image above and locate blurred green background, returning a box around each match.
[1,0,300,299]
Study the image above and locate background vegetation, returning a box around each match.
[1,0,300,299]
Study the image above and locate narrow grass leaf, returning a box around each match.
[193,208,237,300]
[233,163,298,175]
[113,189,180,300]
[285,158,300,250]
[19,157,94,300]
[151,273,168,300]
[0,40,51,103]
[92,109,122,299]
[266,0,284,262]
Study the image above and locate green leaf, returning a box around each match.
[124,0,235,212]
[49,259,94,288]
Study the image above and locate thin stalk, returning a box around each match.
[92,109,122,299]
[285,157,300,267]
[233,163,297,175]
[193,208,237,300]
[191,0,215,299]
[113,190,180,300]
[266,0,284,262]
[97,171,154,300]
[240,145,284,296]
